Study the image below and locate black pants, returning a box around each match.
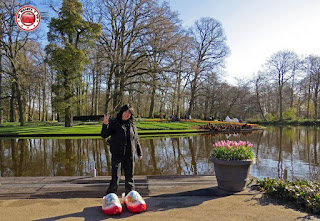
[106,154,134,195]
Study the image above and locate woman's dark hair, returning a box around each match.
[116,104,134,122]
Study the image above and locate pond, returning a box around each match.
[0,126,319,181]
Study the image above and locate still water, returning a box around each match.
[0,126,319,181]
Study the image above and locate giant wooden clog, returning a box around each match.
[102,193,122,215]
[122,190,147,213]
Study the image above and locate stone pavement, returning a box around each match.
[0,175,319,221]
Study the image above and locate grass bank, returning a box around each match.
[248,119,320,126]
[0,120,207,137]
[0,119,259,137]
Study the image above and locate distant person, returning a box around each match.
[101,104,143,195]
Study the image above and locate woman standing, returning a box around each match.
[101,104,143,195]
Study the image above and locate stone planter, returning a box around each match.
[210,156,254,192]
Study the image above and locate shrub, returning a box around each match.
[283,108,296,120]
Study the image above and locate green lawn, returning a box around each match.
[0,120,207,136]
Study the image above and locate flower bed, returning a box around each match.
[257,178,320,214]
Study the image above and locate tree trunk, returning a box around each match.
[279,73,283,121]
[38,86,41,121]
[255,79,266,121]
[65,106,73,127]
[30,94,34,121]
[279,86,283,121]
[91,68,96,115]
[50,70,55,121]
[0,53,2,124]
[171,83,176,116]
[314,84,319,119]
[112,70,120,112]
[104,70,113,115]
[76,85,81,116]
[15,82,26,126]
[95,69,100,115]
[10,83,15,122]
[0,21,2,124]
[114,71,126,113]
[137,76,142,117]
[307,76,311,118]
[42,80,47,121]
[148,74,156,118]
[188,78,197,116]
[42,63,47,121]
[290,75,295,108]
[176,71,182,119]
[204,97,209,119]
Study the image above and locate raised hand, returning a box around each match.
[103,114,109,125]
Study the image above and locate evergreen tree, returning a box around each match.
[46,0,101,127]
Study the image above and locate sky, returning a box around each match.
[32,0,320,84]
[166,0,320,83]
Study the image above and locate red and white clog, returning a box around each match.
[102,193,122,215]
[122,190,147,213]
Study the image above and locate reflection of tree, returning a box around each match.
[18,139,28,176]
[149,139,159,174]
[254,131,263,166]
[92,139,97,175]
[161,138,174,174]
[314,128,318,165]
[188,137,197,175]
[53,139,76,176]
[11,139,17,176]
[0,129,316,178]
[43,139,48,175]
[102,138,111,175]
[77,139,84,176]
[306,128,311,177]
[65,139,75,176]
[289,138,294,180]
[171,138,182,175]
[94,139,102,176]
[310,128,319,180]
[277,127,283,179]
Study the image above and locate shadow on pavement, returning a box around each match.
[33,206,109,221]
[33,186,235,220]
[144,186,234,212]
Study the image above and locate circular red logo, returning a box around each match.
[16,6,41,31]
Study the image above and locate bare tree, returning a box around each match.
[0,0,35,126]
[253,72,268,120]
[170,33,193,119]
[0,10,3,124]
[304,55,320,119]
[266,50,299,121]
[143,2,181,118]
[187,17,229,116]
[99,0,155,114]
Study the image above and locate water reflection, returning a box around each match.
[0,126,319,181]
